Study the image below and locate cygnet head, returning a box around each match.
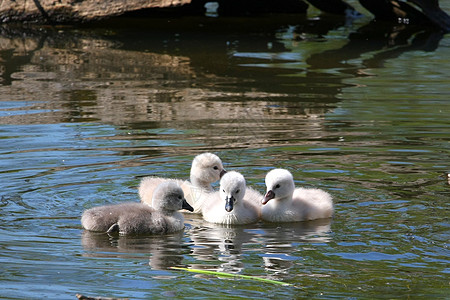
[220,171,246,212]
[152,181,193,212]
[262,169,295,205]
[190,153,226,187]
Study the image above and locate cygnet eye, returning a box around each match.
[275,184,281,189]
[222,189,225,193]
[213,166,219,170]
[235,189,240,194]
[178,195,182,199]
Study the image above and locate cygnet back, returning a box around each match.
[82,182,193,235]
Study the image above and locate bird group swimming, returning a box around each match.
[81,153,334,235]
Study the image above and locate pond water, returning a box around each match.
[1,4,449,300]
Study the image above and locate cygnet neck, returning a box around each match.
[152,199,172,214]
[191,176,213,191]
[273,192,292,204]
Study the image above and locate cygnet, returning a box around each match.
[139,152,226,213]
[81,181,193,235]
[202,171,261,225]
[261,169,333,222]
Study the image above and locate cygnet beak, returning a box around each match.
[182,199,194,212]
[220,169,227,178]
[262,190,275,205]
[225,196,235,212]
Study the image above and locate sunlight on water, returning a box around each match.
[0,6,449,299]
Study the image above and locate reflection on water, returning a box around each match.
[1,15,445,127]
[81,230,186,270]
[80,215,332,278]
[0,9,449,300]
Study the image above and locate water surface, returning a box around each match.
[0,6,449,299]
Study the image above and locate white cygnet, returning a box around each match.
[139,153,226,214]
[202,171,261,225]
[261,169,333,222]
[81,181,193,235]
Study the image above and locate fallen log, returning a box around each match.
[0,0,192,23]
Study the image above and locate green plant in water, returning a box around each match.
[170,267,293,287]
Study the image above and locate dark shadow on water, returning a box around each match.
[0,15,444,87]
[305,20,444,72]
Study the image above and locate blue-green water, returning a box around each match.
[0,5,449,299]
